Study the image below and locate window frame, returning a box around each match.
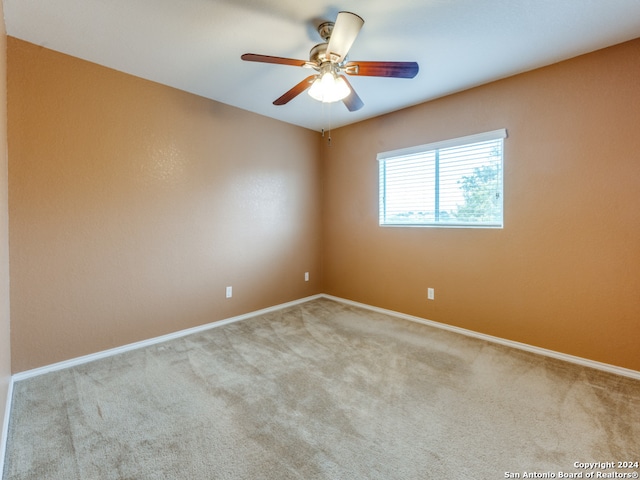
[377,129,507,229]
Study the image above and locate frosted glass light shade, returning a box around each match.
[308,72,350,103]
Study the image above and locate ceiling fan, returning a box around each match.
[241,11,419,112]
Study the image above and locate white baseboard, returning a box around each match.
[0,375,14,479]
[11,292,640,384]
[12,294,323,382]
[322,294,640,381]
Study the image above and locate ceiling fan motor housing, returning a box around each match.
[309,43,330,65]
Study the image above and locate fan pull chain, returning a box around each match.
[320,102,332,147]
[321,128,331,147]
[326,103,332,147]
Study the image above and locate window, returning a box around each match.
[378,129,506,228]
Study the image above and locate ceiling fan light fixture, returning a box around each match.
[308,71,350,103]
[241,11,418,111]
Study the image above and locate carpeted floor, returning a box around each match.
[3,298,640,479]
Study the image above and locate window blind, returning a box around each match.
[378,129,506,227]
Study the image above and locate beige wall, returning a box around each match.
[6,35,640,374]
[1,0,12,443]
[8,38,322,372]
[322,39,640,371]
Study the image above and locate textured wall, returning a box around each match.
[7,35,640,375]
[8,38,322,372]
[322,39,640,371]
[0,0,12,448]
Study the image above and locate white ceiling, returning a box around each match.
[4,0,640,131]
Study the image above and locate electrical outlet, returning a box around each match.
[226,286,232,298]
[304,272,309,282]
[428,288,435,300]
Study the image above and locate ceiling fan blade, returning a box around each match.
[326,11,364,63]
[344,61,419,78]
[241,53,308,67]
[340,76,364,112]
[273,75,316,105]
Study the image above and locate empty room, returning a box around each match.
[1,0,639,479]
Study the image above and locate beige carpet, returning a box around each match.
[3,298,640,479]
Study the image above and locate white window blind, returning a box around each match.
[378,129,506,228]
